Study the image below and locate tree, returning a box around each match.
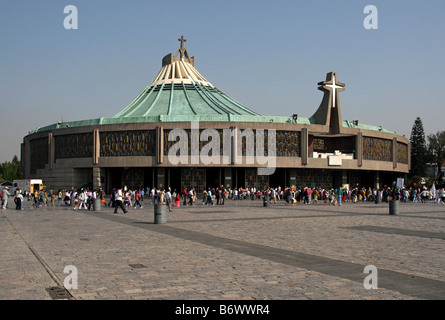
[409,117,427,177]
[0,155,22,183]
[427,131,445,183]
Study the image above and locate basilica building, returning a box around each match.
[21,37,409,192]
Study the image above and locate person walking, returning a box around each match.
[174,192,181,207]
[165,188,173,212]
[337,187,343,206]
[284,188,291,206]
[205,188,214,205]
[183,187,188,206]
[151,188,156,204]
[114,187,128,214]
[15,188,23,210]
[2,187,10,209]
[270,188,276,204]
[108,189,116,207]
[188,188,194,205]
[159,189,165,204]
[87,189,96,210]
[78,189,87,210]
[58,190,63,206]
[140,188,145,204]
[133,190,143,209]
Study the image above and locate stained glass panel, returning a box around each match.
[100,130,155,157]
[362,137,392,162]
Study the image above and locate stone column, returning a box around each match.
[232,126,238,165]
[301,128,308,165]
[356,132,363,167]
[48,133,54,170]
[92,129,101,190]
[393,137,397,169]
[156,126,164,164]
[93,129,100,165]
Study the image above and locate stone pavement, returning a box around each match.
[1,198,444,300]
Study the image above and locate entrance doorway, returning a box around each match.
[206,168,221,189]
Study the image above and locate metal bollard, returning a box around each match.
[389,199,399,215]
[94,199,102,211]
[154,204,167,224]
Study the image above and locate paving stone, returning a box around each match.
[0,200,444,300]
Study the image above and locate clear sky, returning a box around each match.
[0,0,444,163]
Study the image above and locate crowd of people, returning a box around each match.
[273,185,445,206]
[141,184,445,207]
[0,187,107,210]
[1,184,444,211]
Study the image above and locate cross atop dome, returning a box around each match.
[178,36,186,51]
[175,35,191,60]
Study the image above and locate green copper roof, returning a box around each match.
[113,82,262,118]
[342,120,395,134]
[33,115,307,132]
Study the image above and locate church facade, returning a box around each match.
[21,37,410,193]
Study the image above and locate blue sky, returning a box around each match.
[0,0,444,162]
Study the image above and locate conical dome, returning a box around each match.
[114,36,261,119]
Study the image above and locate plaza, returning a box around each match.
[1,199,444,301]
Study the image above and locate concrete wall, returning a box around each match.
[22,121,410,191]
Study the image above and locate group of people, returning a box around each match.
[1,186,59,210]
[66,188,105,210]
[52,188,105,210]
[108,187,145,210]
[0,187,108,210]
[150,187,181,208]
[2,183,443,212]
[264,185,445,206]
[109,186,182,214]
[185,185,445,206]
[109,184,445,209]
[410,186,445,204]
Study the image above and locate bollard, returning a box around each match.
[263,196,270,207]
[94,199,101,211]
[389,199,399,215]
[154,204,167,224]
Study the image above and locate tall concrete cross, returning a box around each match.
[325,73,344,108]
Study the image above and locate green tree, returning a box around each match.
[0,155,22,182]
[427,131,445,182]
[409,117,427,177]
